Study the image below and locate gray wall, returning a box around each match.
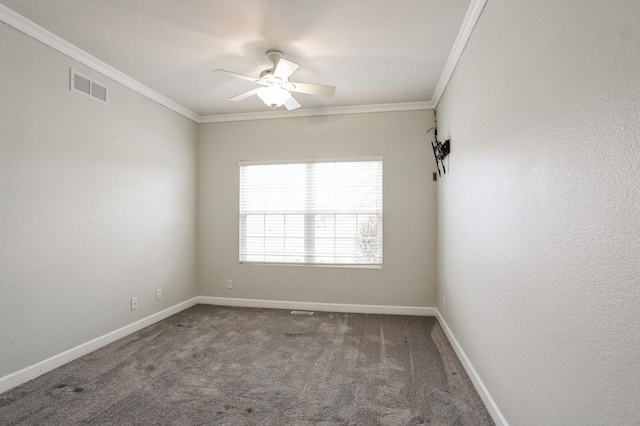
[0,22,198,377]
[435,0,640,424]
[198,111,438,307]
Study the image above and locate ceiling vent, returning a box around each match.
[70,69,109,104]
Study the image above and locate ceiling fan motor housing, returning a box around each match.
[259,69,274,79]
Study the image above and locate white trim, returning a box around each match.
[238,156,383,167]
[197,296,436,316]
[238,261,383,269]
[0,4,199,123]
[199,101,434,123]
[0,4,442,123]
[0,296,505,426]
[435,309,509,426]
[0,1,484,123]
[0,297,198,394]
[431,0,488,107]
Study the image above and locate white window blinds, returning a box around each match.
[239,158,383,266]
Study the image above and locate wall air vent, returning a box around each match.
[70,69,109,104]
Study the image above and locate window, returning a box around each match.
[239,157,383,267]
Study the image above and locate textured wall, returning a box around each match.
[0,23,198,377]
[198,111,438,307]
[436,0,640,424]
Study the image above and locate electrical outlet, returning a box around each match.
[443,296,446,308]
[156,289,162,300]
[131,297,138,310]
[226,279,232,289]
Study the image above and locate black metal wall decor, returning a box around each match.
[429,127,450,178]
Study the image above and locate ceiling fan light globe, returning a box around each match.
[257,86,291,108]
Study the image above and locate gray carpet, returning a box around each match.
[0,305,493,425]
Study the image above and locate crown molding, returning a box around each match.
[0,4,200,123]
[431,0,488,108]
[1,0,479,123]
[198,101,434,123]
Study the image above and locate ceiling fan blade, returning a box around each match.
[229,88,260,101]
[284,96,301,111]
[273,58,299,80]
[214,69,261,83]
[289,82,336,97]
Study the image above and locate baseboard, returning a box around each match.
[0,295,505,426]
[435,309,509,426]
[197,296,437,316]
[197,298,507,424]
[0,297,199,394]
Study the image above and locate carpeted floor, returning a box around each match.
[0,305,493,425]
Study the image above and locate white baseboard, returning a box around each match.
[0,296,506,426]
[435,309,509,426]
[0,297,199,394]
[197,296,437,316]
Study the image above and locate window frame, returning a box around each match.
[238,157,383,268]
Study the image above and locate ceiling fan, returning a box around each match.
[214,50,336,110]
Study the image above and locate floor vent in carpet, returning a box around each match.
[291,310,314,315]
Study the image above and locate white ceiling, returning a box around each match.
[0,0,473,119]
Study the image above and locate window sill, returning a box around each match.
[239,261,383,269]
